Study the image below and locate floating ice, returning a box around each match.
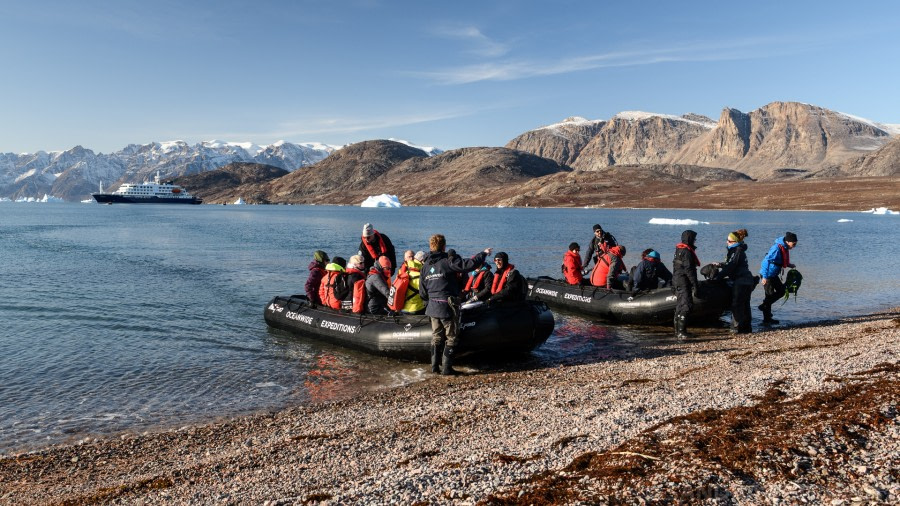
[862,207,898,215]
[233,197,246,205]
[649,218,710,226]
[837,219,854,223]
[361,194,402,208]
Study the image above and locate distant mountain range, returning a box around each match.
[2,101,897,202]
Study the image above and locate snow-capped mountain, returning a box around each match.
[0,140,340,201]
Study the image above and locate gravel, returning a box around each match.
[1,310,897,505]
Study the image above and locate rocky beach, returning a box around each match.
[1,309,897,505]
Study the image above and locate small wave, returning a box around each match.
[648,218,710,226]
[254,382,287,389]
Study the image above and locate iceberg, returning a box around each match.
[233,197,246,205]
[862,207,898,215]
[361,194,402,208]
[648,218,710,226]
[837,219,854,223]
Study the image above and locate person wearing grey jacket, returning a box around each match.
[364,256,393,315]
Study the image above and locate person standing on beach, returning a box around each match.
[358,223,397,272]
[672,230,701,338]
[420,234,491,375]
[582,224,618,269]
[758,232,798,326]
[713,229,755,334]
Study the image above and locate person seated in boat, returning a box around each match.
[358,223,397,272]
[631,249,672,291]
[487,252,527,304]
[392,251,426,315]
[461,262,494,302]
[589,245,627,291]
[562,242,586,285]
[305,250,329,305]
[342,255,367,313]
[318,257,348,310]
[583,224,619,269]
[365,256,394,315]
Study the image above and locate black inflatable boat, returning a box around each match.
[264,295,555,361]
[526,277,732,325]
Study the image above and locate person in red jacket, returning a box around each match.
[562,242,585,285]
[589,245,627,290]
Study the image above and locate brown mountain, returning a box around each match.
[508,102,895,180]
[835,135,900,177]
[174,162,288,204]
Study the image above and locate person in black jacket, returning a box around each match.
[583,224,618,269]
[357,223,397,272]
[672,230,701,338]
[713,229,756,334]
[487,252,527,304]
[631,249,672,291]
[461,264,493,302]
[419,234,491,375]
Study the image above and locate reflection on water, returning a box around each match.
[0,204,896,453]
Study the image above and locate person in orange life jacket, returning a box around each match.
[672,230,701,338]
[305,250,329,305]
[562,242,585,285]
[364,256,393,315]
[758,231,798,326]
[583,224,618,269]
[712,229,755,334]
[342,255,367,313]
[318,257,348,310]
[589,245,627,291]
[396,251,426,314]
[358,223,397,272]
[487,252,527,304]
[631,249,672,291]
[419,234,492,375]
[461,262,494,302]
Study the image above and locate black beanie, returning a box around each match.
[784,232,798,243]
[569,242,580,251]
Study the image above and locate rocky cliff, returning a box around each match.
[174,163,289,204]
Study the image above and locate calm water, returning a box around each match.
[1,203,896,453]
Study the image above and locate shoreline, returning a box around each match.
[2,309,898,504]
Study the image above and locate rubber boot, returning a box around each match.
[430,344,443,374]
[758,304,780,326]
[440,346,458,376]
[675,314,694,339]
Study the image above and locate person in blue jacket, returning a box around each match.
[758,232,798,325]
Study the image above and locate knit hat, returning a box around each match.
[332,256,346,268]
[569,242,580,251]
[592,224,603,232]
[377,256,392,271]
[784,232,798,243]
[362,223,374,237]
[727,232,740,242]
[494,251,509,263]
[313,250,329,263]
[647,250,660,260]
[414,250,426,262]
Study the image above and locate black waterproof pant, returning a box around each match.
[759,276,785,314]
[731,282,755,332]
[674,284,693,317]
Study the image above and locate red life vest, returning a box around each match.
[589,250,625,287]
[362,232,388,262]
[464,268,489,292]
[388,264,411,311]
[777,243,790,274]
[491,264,515,294]
[344,268,366,313]
[676,243,701,267]
[319,270,345,310]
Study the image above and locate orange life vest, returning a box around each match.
[319,270,346,310]
[491,264,515,294]
[464,268,489,292]
[589,251,625,287]
[388,264,413,311]
[343,268,366,313]
[362,232,388,262]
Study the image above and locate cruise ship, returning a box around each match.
[92,172,203,204]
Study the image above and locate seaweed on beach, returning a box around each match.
[481,363,899,505]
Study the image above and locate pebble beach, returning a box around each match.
[2,309,898,505]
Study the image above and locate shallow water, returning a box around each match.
[0,203,896,453]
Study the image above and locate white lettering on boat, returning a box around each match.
[391,332,419,340]
[320,320,359,333]
[461,321,476,330]
[285,312,314,324]
[564,293,593,303]
[268,303,284,313]
[535,287,558,297]
[666,295,677,302]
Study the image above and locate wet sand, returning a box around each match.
[1,310,898,505]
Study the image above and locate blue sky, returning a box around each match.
[2,0,899,154]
